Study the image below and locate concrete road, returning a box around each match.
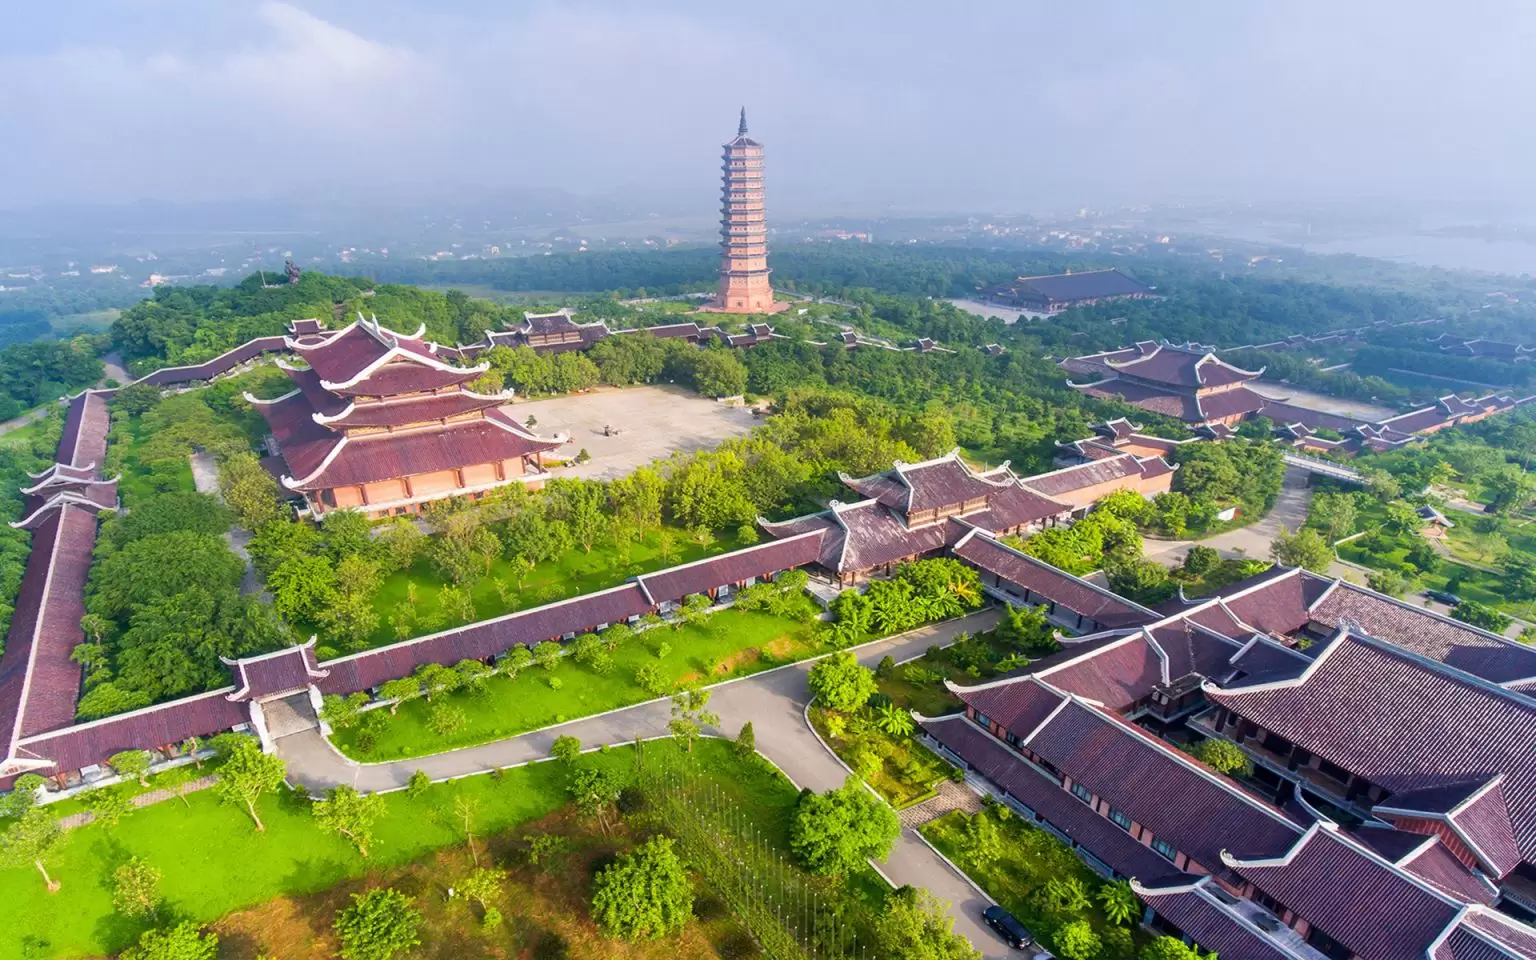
[276,609,1013,957]
[1144,468,1314,568]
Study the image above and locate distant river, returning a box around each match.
[1295,234,1536,276]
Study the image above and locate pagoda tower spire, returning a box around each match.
[706,107,786,315]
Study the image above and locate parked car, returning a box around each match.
[1426,590,1463,606]
[983,905,1036,951]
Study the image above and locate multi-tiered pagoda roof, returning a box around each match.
[251,316,563,513]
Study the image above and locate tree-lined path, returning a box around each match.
[276,608,1012,957]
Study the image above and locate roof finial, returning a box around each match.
[738,106,748,136]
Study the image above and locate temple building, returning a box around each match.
[759,448,1174,585]
[705,108,787,315]
[250,315,565,518]
[1063,341,1269,427]
[986,269,1154,313]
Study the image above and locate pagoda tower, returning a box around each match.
[708,108,786,314]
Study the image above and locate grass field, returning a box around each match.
[333,609,817,760]
[5,739,826,960]
[922,808,1140,956]
[344,526,743,653]
[50,309,121,333]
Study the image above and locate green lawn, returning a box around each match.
[1338,540,1535,621]
[345,526,745,653]
[5,739,822,960]
[922,808,1140,955]
[808,705,949,808]
[333,609,817,760]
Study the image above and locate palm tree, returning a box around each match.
[872,703,915,737]
[1097,881,1141,926]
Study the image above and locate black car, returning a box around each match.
[1426,590,1463,606]
[983,905,1035,950]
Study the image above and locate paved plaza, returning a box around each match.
[507,384,759,480]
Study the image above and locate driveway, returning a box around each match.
[1143,467,1313,568]
[276,609,1013,957]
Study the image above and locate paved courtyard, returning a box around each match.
[507,384,759,480]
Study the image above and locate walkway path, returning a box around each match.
[1143,467,1314,567]
[276,609,1014,957]
[897,779,983,829]
[190,450,263,596]
[58,774,218,830]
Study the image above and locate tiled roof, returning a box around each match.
[58,390,111,470]
[1075,379,1202,420]
[281,365,349,418]
[1223,824,1464,960]
[226,642,328,702]
[316,391,511,429]
[1377,776,1523,880]
[319,584,655,694]
[1307,583,1536,685]
[829,500,950,573]
[136,336,289,387]
[1379,404,1453,435]
[1220,568,1325,637]
[952,675,1067,740]
[1458,910,1536,959]
[920,713,1187,883]
[1001,269,1153,304]
[635,533,823,603]
[1107,346,1260,389]
[1132,879,1301,960]
[1207,634,1536,862]
[1198,386,1269,421]
[1149,619,1246,682]
[1398,835,1500,904]
[962,483,1072,531]
[1025,700,1303,873]
[758,513,842,569]
[13,688,248,775]
[327,361,481,398]
[252,390,346,482]
[1034,635,1164,710]
[1018,454,1141,499]
[639,322,707,340]
[284,410,559,491]
[896,454,1013,513]
[953,532,1158,629]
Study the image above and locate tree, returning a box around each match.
[590,835,694,941]
[213,736,287,832]
[1485,465,1536,514]
[85,785,135,827]
[1382,503,1423,538]
[314,785,387,858]
[1506,555,1536,601]
[268,553,340,623]
[551,734,583,764]
[1098,880,1141,926]
[962,809,1003,866]
[1141,937,1207,960]
[790,777,900,874]
[1308,491,1359,543]
[807,651,878,713]
[668,687,720,753]
[427,703,467,736]
[872,702,915,737]
[1453,599,1513,632]
[689,349,748,398]
[1195,737,1251,776]
[321,692,370,731]
[1366,569,1411,598]
[1105,557,1176,605]
[406,770,431,798]
[734,721,756,758]
[1181,545,1220,576]
[219,452,287,529]
[1,773,46,818]
[872,886,980,960]
[379,677,420,713]
[1269,526,1333,573]
[335,888,423,960]
[1053,920,1102,960]
[569,766,622,835]
[635,661,669,696]
[0,806,62,891]
[457,866,506,925]
[533,640,563,670]
[113,856,163,918]
[121,923,219,960]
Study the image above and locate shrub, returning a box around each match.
[1054,920,1102,960]
[636,662,669,696]
[717,931,763,959]
[1194,738,1251,776]
[406,770,431,798]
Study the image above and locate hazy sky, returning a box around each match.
[3,1,1534,216]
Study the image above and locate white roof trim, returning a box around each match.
[318,344,488,392]
[282,435,350,489]
[242,388,300,407]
